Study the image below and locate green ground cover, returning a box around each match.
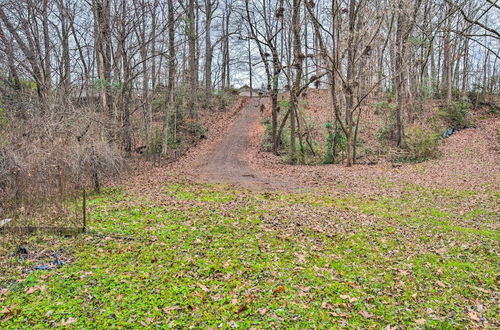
[1,181,498,328]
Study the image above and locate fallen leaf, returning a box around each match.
[321,301,334,310]
[197,283,210,292]
[474,287,491,294]
[25,287,38,295]
[258,308,267,316]
[359,310,374,318]
[60,317,77,326]
[415,318,426,325]
[273,286,285,294]
[236,305,248,314]
[340,294,350,299]
[295,253,307,264]
[162,306,181,314]
[468,312,480,322]
[211,294,222,301]
[436,280,446,288]
[398,269,409,275]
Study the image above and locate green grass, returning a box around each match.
[0,182,498,328]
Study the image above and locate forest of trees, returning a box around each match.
[0,0,498,205]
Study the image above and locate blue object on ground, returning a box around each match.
[33,265,51,271]
[443,128,456,138]
[33,253,66,271]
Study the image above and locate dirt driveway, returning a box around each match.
[193,97,293,189]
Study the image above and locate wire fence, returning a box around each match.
[0,188,87,251]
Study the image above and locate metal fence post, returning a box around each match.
[82,189,87,233]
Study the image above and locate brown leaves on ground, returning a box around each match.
[59,317,77,326]
[246,93,500,193]
[359,310,375,319]
[273,286,285,295]
[25,285,46,295]
[117,93,498,199]
[468,312,481,322]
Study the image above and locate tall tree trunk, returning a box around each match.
[443,4,453,104]
[57,0,71,94]
[42,0,52,95]
[224,12,230,88]
[94,0,113,116]
[187,0,198,118]
[162,0,176,155]
[204,0,213,99]
[344,0,357,166]
[394,2,406,147]
[248,38,253,96]
[461,37,469,98]
[289,0,303,164]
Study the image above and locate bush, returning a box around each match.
[0,105,7,128]
[324,121,346,164]
[212,89,235,111]
[438,101,473,129]
[262,118,274,152]
[148,127,164,155]
[420,78,435,98]
[404,126,440,161]
[182,119,207,140]
[375,101,398,142]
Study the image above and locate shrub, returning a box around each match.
[420,78,435,98]
[182,119,207,140]
[438,101,473,129]
[375,101,398,142]
[148,127,164,155]
[262,118,274,152]
[404,126,440,161]
[0,105,7,128]
[212,89,235,111]
[324,121,346,164]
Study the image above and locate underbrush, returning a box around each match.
[259,93,493,166]
[438,100,474,129]
[0,106,124,217]
[323,121,346,164]
[394,126,441,163]
[0,83,129,230]
[147,89,232,158]
[261,99,326,165]
[373,99,481,163]
[375,101,398,143]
